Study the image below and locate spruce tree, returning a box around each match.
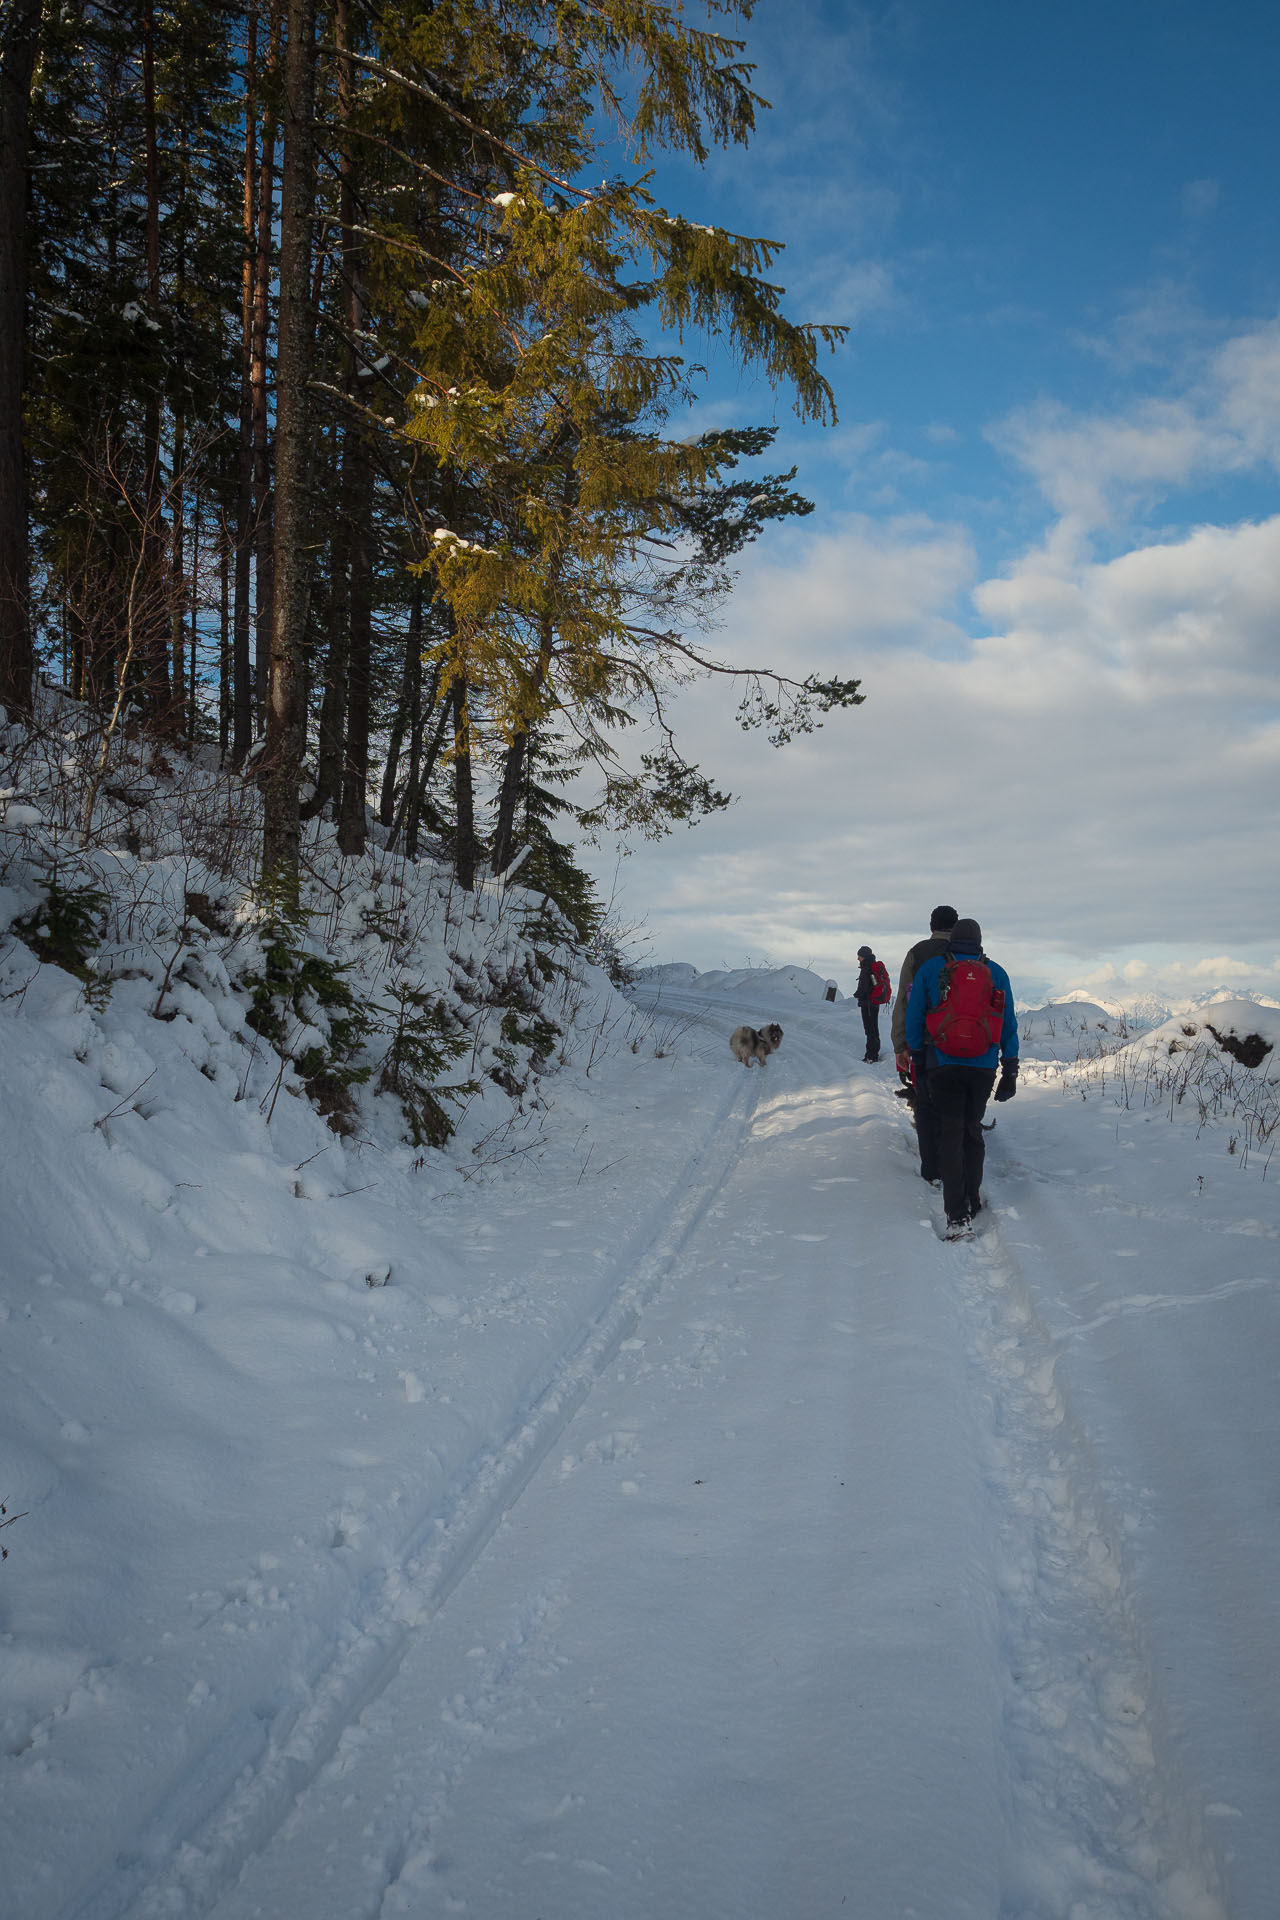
[13,0,863,907]
[0,0,42,714]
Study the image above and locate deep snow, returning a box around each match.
[3,923,1279,1917]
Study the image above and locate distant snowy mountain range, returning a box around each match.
[1043,985,1280,1027]
[636,966,1280,1030]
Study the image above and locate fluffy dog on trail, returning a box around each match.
[730,1022,784,1067]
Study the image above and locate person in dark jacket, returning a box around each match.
[854,945,886,1062]
[891,905,959,1184]
[905,917,1018,1236]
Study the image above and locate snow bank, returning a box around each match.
[1020,991,1280,1065]
[1159,996,1280,1057]
[1022,995,1279,1175]
[1019,999,1145,1061]
[636,961,845,1003]
[0,690,707,1919]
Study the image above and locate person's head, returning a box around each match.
[950,917,982,949]
[857,945,873,960]
[929,904,958,934]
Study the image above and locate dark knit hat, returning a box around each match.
[857,945,873,959]
[929,904,958,932]
[951,917,982,947]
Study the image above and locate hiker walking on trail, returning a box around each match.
[854,945,891,1062]
[892,905,959,1185]
[905,917,1018,1238]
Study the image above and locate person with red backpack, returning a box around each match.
[854,944,892,1062]
[904,917,1018,1237]
[891,904,959,1185]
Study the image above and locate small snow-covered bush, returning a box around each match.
[11,867,108,982]
[373,981,474,1147]
[240,921,375,1132]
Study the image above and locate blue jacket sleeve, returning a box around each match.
[905,959,934,1052]
[996,964,1019,1062]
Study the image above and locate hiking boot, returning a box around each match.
[944,1214,972,1240]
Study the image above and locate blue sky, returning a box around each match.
[577,0,1280,1007]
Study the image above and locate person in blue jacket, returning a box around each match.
[905,916,1018,1237]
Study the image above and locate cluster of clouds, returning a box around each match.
[585,320,1280,1006]
[993,320,1280,539]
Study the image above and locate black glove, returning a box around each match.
[993,1062,1018,1103]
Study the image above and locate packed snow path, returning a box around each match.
[56,986,1259,1920]
[9,981,1277,1918]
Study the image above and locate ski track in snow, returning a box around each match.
[64,1039,766,1920]
[38,990,1246,1919]
[974,1108,1277,1920]
[946,1217,1226,1920]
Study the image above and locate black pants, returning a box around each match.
[860,1002,880,1060]
[928,1065,997,1222]
[913,1067,941,1181]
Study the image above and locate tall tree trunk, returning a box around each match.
[305,508,348,818]
[0,0,40,715]
[170,402,186,717]
[139,0,170,716]
[380,580,422,825]
[490,729,528,877]
[231,0,258,763]
[218,521,231,758]
[260,0,316,903]
[170,110,192,732]
[451,675,477,890]
[252,0,281,733]
[335,0,371,857]
[188,480,201,740]
[335,495,370,853]
[389,658,446,861]
[69,598,85,699]
[491,604,555,873]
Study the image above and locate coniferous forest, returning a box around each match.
[0,0,861,912]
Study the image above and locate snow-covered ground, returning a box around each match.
[3,926,1279,1918]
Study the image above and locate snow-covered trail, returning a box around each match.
[133,994,1228,1920]
[977,1104,1280,1920]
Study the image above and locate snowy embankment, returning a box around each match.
[3,819,1279,1920]
[0,697,731,1918]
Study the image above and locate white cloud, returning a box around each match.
[813,258,897,325]
[1213,324,1280,455]
[977,515,1280,702]
[585,499,1280,999]
[582,322,1280,1002]
[718,511,974,662]
[1073,282,1211,373]
[1187,955,1265,981]
[990,317,1280,538]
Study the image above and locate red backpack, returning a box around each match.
[925,955,1004,1057]
[870,959,891,1005]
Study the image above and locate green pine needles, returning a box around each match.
[13,868,109,985]
[244,922,376,1131]
[374,980,475,1148]
[17,0,864,895]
